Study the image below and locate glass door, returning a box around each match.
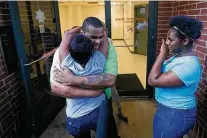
[10,1,65,136]
[110,1,149,97]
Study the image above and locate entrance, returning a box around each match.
[58,0,157,98]
[8,0,157,137]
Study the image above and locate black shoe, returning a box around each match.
[117,113,128,123]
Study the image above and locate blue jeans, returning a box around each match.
[66,100,109,138]
[153,103,197,138]
[66,107,99,138]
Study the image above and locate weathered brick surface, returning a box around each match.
[0,1,26,138]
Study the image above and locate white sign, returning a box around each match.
[35,9,46,23]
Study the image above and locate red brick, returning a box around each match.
[195,40,206,47]
[0,102,10,119]
[202,73,207,80]
[4,74,15,84]
[196,91,203,102]
[196,46,207,53]
[157,33,167,38]
[158,16,171,21]
[172,11,178,16]
[197,51,205,59]
[200,62,206,71]
[157,29,168,33]
[185,4,197,10]
[203,66,207,74]
[159,7,173,12]
[0,83,10,95]
[177,5,185,11]
[178,10,188,15]
[188,9,200,15]
[157,24,169,29]
[200,35,207,42]
[188,1,199,4]
[199,83,206,91]
[179,1,189,6]
[10,78,21,86]
[159,2,173,7]
[158,12,172,17]
[204,22,207,29]
[1,124,15,138]
[201,9,207,15]
[202,78,207,86]
[196,16,207,22]
[157,20,169,25]
[197,2,207,9]
[203,29,207,34]
[7,84,18,95]
[1,113,15,131]
[0,80,3,87]
[173,1,179,7]
[0,94,13,108]
[1,66,6,73]
[0,61,3,67]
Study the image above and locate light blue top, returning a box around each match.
[62,51,106,118]
[155,56,202,109]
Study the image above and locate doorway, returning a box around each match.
[58,1,157,98]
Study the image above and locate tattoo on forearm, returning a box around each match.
[81,74,108,87]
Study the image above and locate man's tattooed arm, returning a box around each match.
[73,73,116,89]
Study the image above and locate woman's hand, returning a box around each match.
[160,39,168,56]
[62,26,82,46]
[53,64,74,86]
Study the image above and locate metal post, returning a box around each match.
[105,0,111,38]
[146,1,158,98]
[8,1,36,137]
[53,1,62,45]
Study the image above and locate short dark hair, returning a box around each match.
[69,34,93,65]
[169,16,203,43]
[82,17,103,32]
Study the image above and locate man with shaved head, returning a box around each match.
[51,17,120,138]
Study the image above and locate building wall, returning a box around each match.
[0,1,26,138]
[157,1,207,138]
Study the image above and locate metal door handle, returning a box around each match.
[24,57,44,66]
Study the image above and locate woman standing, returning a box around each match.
[148,16,203,138]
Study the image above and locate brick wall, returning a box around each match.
[0,1,27,138]
[157,1,207,138]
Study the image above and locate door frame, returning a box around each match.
[105,1,158,98]
[8,1,65,137]
[8,1,36,137]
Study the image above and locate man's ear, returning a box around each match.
[182,38,190,46]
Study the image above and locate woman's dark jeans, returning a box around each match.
[153,103,196,138]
